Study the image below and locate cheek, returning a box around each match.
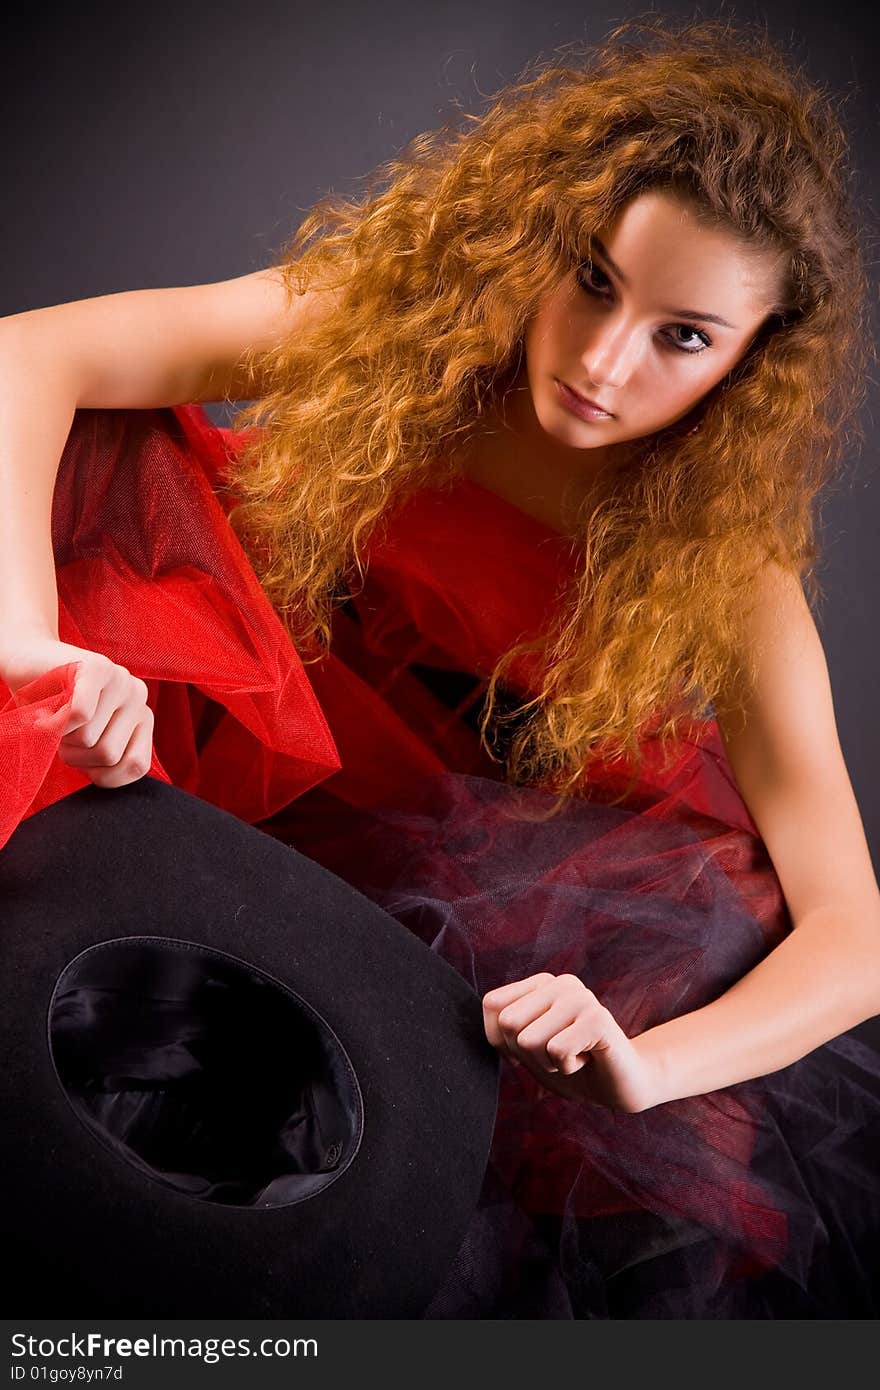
[525,295,575,357]
[524,316,554,362]
[674,357,739,408]
[634,366,725,427]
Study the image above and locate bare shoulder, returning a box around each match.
[715,560,826,753]
[184,265,343,401]
[714,558,846,789]
[714,560,880,929]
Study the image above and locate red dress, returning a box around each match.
[3,403,879,1318]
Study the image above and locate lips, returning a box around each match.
[565,383,613,415]
[556,380,615,421]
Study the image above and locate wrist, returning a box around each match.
[0,624,62,678]
[630,1028,676,1110]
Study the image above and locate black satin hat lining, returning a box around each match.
[46,936,365,1209]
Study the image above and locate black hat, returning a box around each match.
[0,777,498,1318]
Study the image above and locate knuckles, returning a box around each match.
[484,973,602,1056]
[64,704,97,730]
[558,973,592,996]
[90,754,150,783]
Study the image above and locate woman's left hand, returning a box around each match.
[482,972,664,1113]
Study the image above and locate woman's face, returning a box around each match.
[520,189,784,456]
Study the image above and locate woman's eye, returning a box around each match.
[663,324,713,354]
[576,259,713,356]
[575,258,609,295]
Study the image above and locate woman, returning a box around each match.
[1,17,879,1316]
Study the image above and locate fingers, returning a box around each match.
[483,973,610,1074]
[61,660,129,740]
[63,706,155,788]
[57,658,154,788]
[59,655,113,737]
[482,973,555,1050]
[88,711,155,789]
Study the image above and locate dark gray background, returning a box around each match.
[4,0,878,868]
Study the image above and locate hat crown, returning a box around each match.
[49,936,365,1209]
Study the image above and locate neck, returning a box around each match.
[498,364,625,475]
[452,367,634,537]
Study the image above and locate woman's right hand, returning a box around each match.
[1,633,155,789]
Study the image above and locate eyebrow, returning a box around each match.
[589,235,739,329]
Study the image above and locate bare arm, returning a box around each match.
[0,267,323,643]
[632,564,880,1104]
[0,266,332,789]
[484,564,880,1113]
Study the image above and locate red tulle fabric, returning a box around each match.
[0,405,340,842]
[3,404,878,1319]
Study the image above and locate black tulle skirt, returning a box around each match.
[266,769,880,1319]
[5,403,879,1318]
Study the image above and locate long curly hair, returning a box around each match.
[219,14,873,807]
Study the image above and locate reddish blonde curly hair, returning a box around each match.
[220,14,872,805]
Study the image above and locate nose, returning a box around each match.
[579,315,641,392]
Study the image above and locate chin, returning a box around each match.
[535,409,576,445]
[539,396,611,447]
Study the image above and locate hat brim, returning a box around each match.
[0,778,499,1318]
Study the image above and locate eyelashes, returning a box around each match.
[574,258,713,355]
[574,257,612,296]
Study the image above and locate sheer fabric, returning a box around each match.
[4,404,878,1318]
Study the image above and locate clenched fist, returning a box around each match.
[2,632,155,790]
[482,971,663,1113]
